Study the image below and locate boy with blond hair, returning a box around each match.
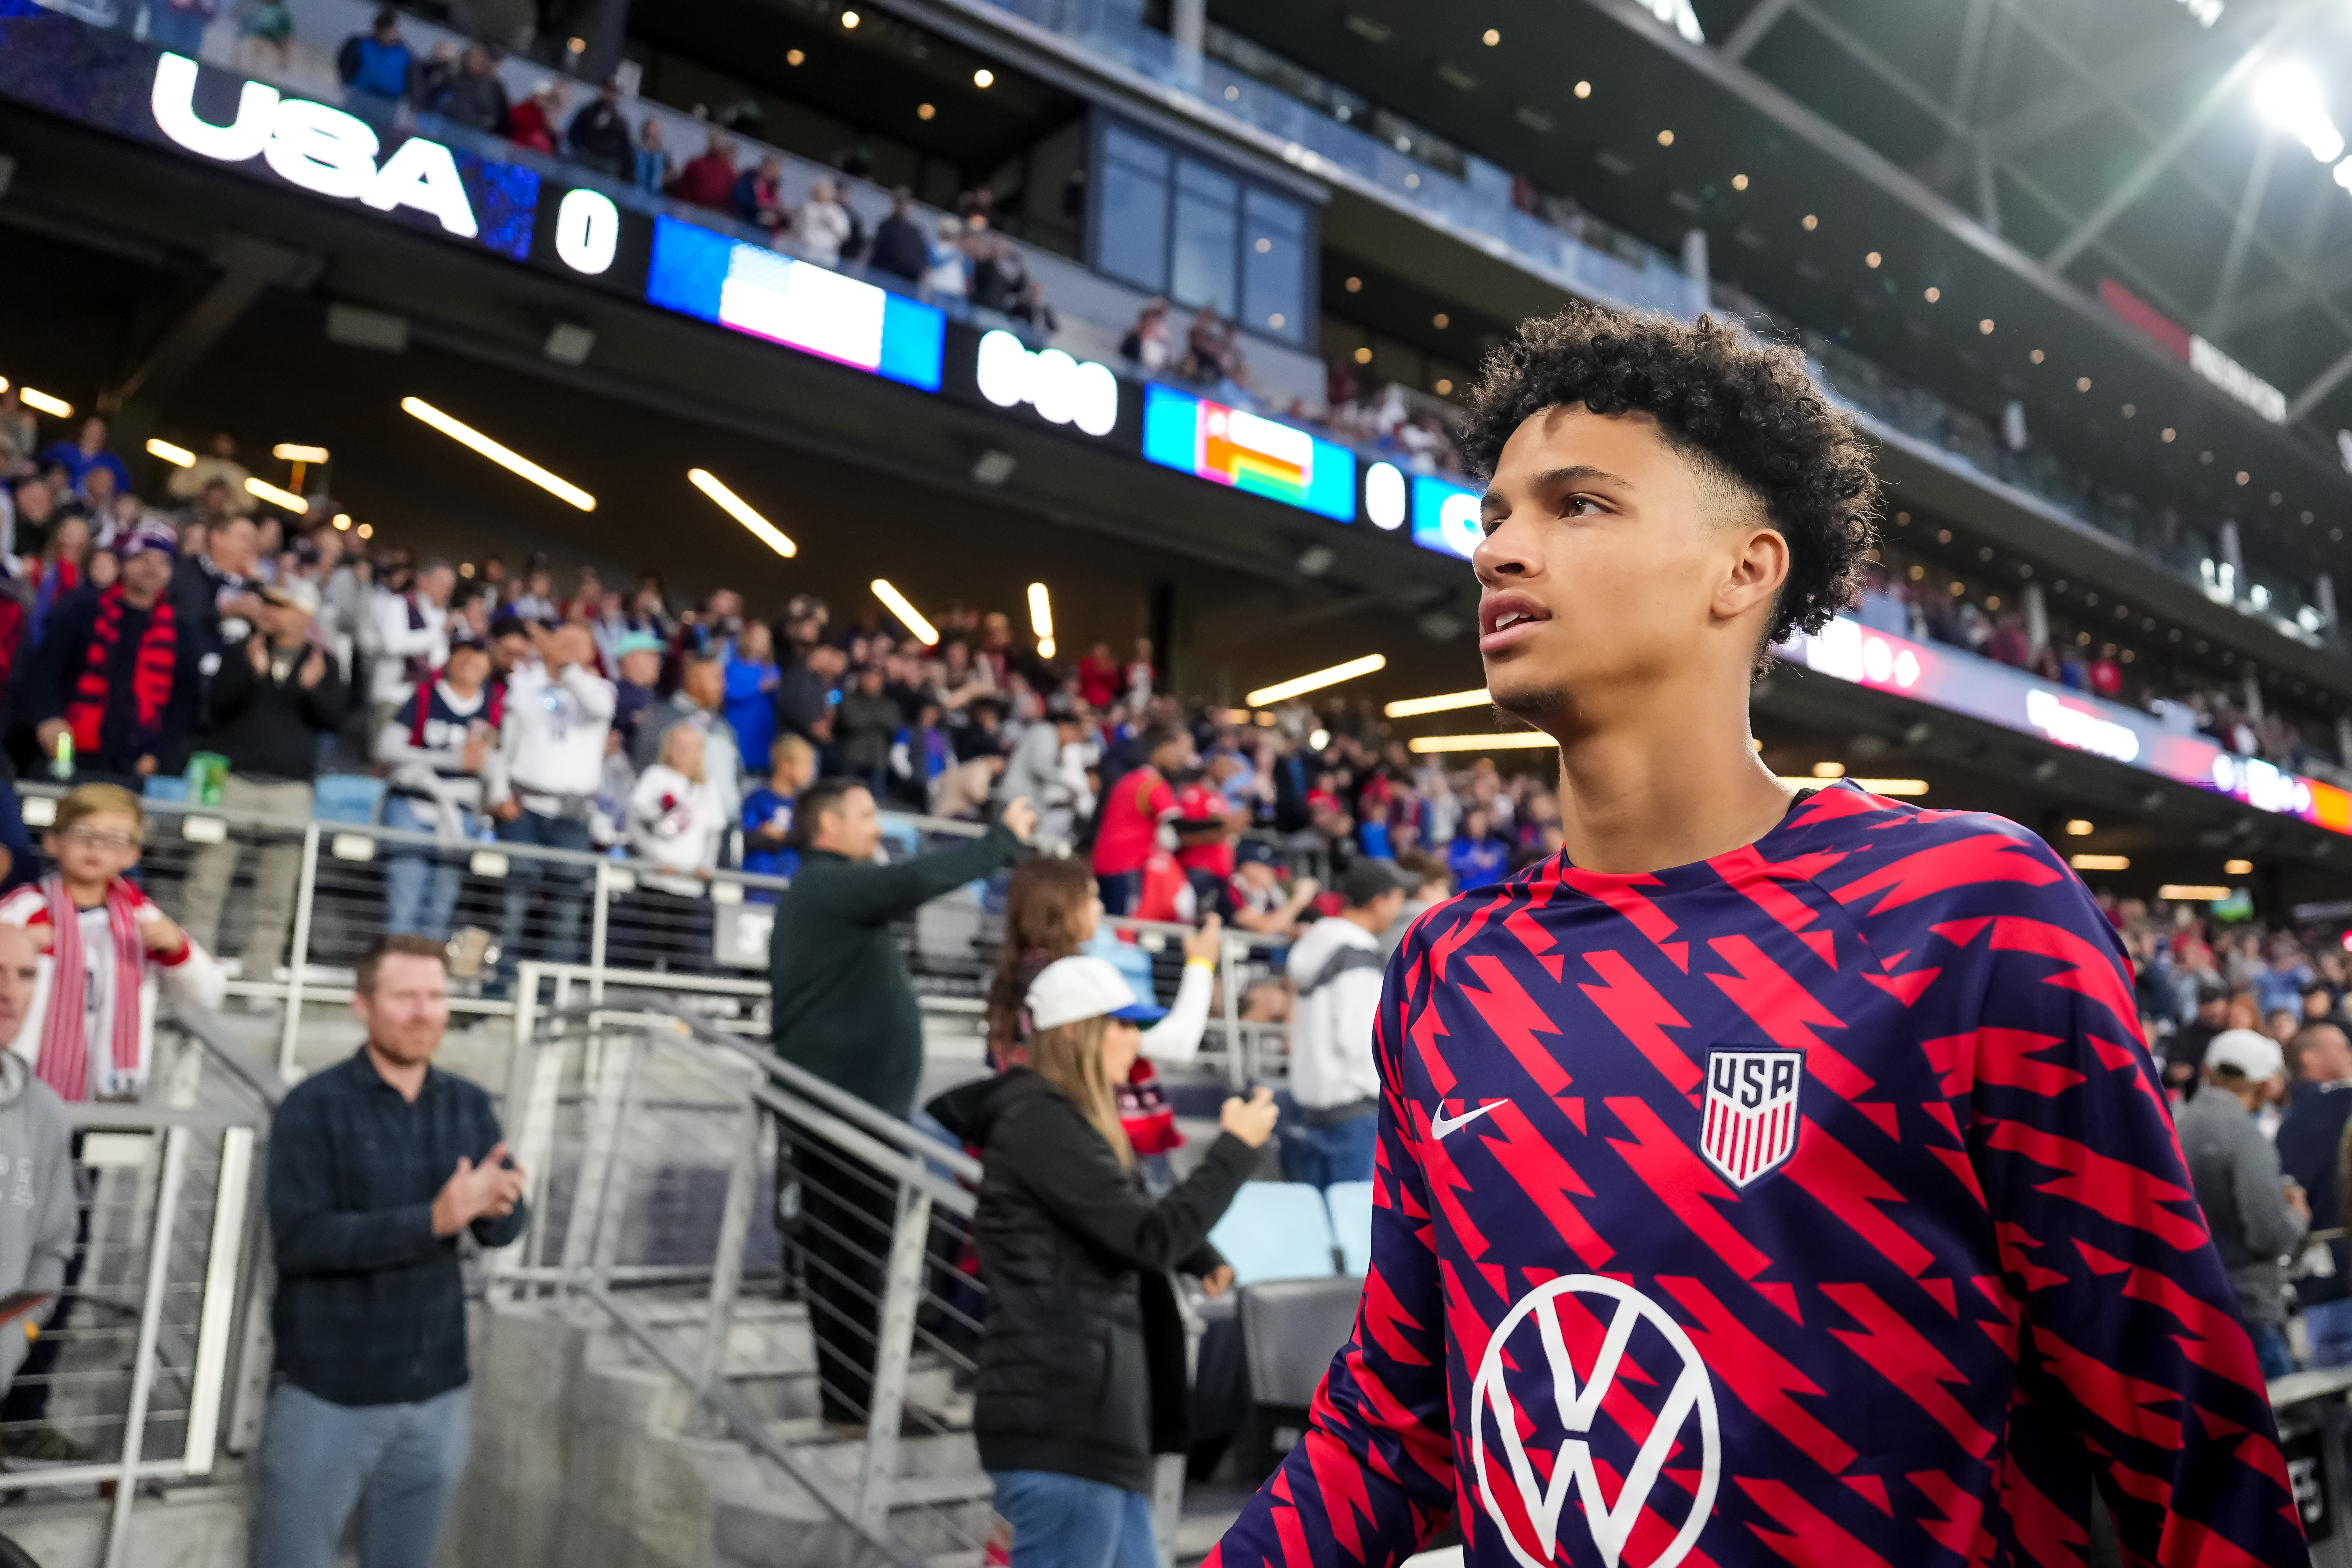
[0,784,226,1102]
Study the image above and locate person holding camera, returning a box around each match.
[929,955,1278,1568]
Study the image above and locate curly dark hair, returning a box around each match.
[1460,306,1880,650]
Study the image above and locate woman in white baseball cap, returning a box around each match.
[928,955,1278,1568]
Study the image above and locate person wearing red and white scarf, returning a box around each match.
[0,786,225,1101]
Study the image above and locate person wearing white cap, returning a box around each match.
[180,572,342,989]
[928,956,1278,1568]
[2177,1027,2309,1380]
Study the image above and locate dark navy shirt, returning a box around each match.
[268,1049,525,1407]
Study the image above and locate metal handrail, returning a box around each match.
[164,1008,291,1109]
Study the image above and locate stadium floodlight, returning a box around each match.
[1410,731,1554,753]
[2258,65,2345,163]
[687,468,797,558]
[871,579,938,645]
[145,439,194,467]
[18,387,70,418]
[1384,688,1489,718]
[244,476,307,513]
[1245,654,1386,707]
[401,396,596,511]
[1026,582,1054,659]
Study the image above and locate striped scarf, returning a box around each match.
[34,876,148,1103]
[64,586,177,759]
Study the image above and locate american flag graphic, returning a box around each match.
[1700,1049,1803,1187]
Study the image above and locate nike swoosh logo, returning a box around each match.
[1429,1101,1503,1140]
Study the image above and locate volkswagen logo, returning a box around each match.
[1470,1275,1720,1568]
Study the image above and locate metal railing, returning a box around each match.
[0,1014,284,1568]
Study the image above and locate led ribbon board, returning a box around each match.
[1142,385,1355,522]
[1410,474,1483,560]
[645,216,944,392]
[1782,616,2352,835]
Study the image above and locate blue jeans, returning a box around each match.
[2307,1298,2352,1369]
[382,796,463,942]
[1280,1112,1377,1191]
[1095,870,1141,916]
[2250,1323,2297,1381]
[989,1469,1156,1568]
[251,1383,469,1568]
[495,811,594,981]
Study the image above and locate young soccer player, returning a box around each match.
[1209,308,2299,1565]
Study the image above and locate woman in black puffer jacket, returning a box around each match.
[929,954,1278,1568]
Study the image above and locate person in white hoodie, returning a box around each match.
[484,623,614,991]
[1278,859,1410,1191]
[621,725,725,973]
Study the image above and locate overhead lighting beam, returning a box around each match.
[2158,884,2234,901]
[687,468,797,558]
[1776,776,1929,795]
[145,438,195,467]
[273,442,330,464]
[400,396,595,511]
[1409,731,1555,753]
[1027,582,1055,660]
[2069,853,2131,871]
[871,579,939,645]
[1245,654,1386,707]
[244,476,306,513]
[1384,688,1489,718]
[18,386,71,418]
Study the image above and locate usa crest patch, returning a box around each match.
[1700,1048,1804,1187]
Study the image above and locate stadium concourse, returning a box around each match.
[2,0,2352,1564]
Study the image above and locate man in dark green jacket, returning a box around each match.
[766,776,1034,1430]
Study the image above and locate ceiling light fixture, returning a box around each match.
[1923,286,1940,302]
[1027,582,1055,659]
[1574,81,1591,98]
[1657,129,1674,146]
[2029,349,2045,364]
[273,443,329,463]
[2158,884,2233,901]
[840,8,860,25]
[1482,28,1500,45]
[2076,377,2093,392]
[1978,318,1995,334]
[2258,64,2346,163]
[1731,173,1748,190]
[401,396,596,510]
[244,476,306,513]
[1246,653,1388,707]
[2064,818,2094,835]
[687,468,797,558]
[917,103,935,120]
[1811,762,1846,778]
[973,68,994,87]
[18,387,70,418]
[871,578,938,645]
[1864,251,1881,268]
[2069,854,2130,871]
[2225,857,2255,874]
[1410,731,1555,753]
[145,438,195,467]
[1801,213,1818,230]
[1384,688,1490,718]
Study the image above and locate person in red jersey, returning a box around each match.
[1209,307,2304,1568]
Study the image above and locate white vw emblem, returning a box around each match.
[1470,1275,1720,1568]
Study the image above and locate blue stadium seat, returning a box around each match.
[1324,1181,1374,1276]
[1207,1182,1336,1287]
[312,774,385,825]
[1240,1276,1364,1407]
[140,776,189,803]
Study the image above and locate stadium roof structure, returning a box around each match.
[1211,0,2352,565]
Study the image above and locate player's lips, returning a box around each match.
[1478,593,1551,655]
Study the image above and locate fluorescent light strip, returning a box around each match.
[1028,584,1055,660]
[273,443,330,463]
[1778,776,1929,796]
[244,476,307,513]
[20,387,71,418]
[1409,731,1555,753]
[871,578,939,645]
[401,397,596,511]
[2158,884,2233,902]
[1384,688,1489,718]
[2069,854,2131,872]
[687,468,797,558]
[1246,653,1387,707]
[146,438,195,468]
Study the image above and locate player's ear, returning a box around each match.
[1714,525,1789,626]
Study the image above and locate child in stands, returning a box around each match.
[742,734,817,899]
[0,783,225,1101]
[928,956,1275,1568]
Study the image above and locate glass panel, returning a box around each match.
[1170,159,1239,316]
[1241,188,1305,343]
[1095,138,1170,292]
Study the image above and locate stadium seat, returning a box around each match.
[1240,1276,1363,1407]
[312,774,385,825]
[140,776,188,803]
[1207,1182,1336,1287]
[1324,1181,1374,1276]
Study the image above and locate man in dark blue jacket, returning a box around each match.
[255,935,527,1567]
[2279,1020,2352,1366]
